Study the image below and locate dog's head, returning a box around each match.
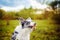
[19,17,36,29]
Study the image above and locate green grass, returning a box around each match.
[0,20,19,40]
[0,20,58,40]
[30,20,57,40]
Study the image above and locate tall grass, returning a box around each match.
[0,20,59,40]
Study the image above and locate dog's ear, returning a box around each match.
[19,17,25,22]
[26,17,32,22]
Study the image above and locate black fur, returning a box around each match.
[11,31,18,40]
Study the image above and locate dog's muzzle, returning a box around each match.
[28,23,36,28]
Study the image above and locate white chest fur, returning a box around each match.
[14,25,32,40]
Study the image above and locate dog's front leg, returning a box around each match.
[11,31,18,40]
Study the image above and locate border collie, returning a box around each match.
[11,17,36,40]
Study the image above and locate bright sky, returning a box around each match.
[0,0,54,11]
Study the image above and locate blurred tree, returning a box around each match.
[50,0,60,10]
[18,7,35,19]
[0,9,6,19]
[49,0,60,24]
[49,1,60,40]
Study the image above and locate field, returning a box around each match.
[0,20,57,40]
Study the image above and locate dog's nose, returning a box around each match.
[28,26,33,28]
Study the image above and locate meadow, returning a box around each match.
[0,0,60,40]
[0,20,58,40]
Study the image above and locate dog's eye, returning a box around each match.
[15,31,18,34]
[26,22,30,25]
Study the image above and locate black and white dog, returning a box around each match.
[11,17,36,40]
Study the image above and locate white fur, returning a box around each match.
[15,25,32,40]
[12,17,35,40]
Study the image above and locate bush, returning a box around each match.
[51,13,60,24]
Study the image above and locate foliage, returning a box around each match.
[49,0,60,24]
[0,7,50,20]
[0,9,6,19]
[47,1,60,40]
[51,13,60,24]
[31,20,60,40]
[0,20,60,40]
[49,0,60,10]
[0,0,60,40]
[0,20,19,40]
[0,7,37,20]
